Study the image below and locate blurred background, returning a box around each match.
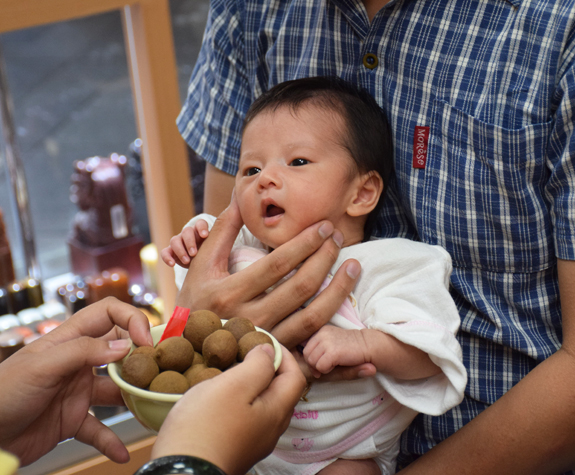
[0,3,213,468]
[0,0,209,282]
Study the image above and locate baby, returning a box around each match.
[162,77,467,475]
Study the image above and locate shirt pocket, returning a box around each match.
[420,99,554,273]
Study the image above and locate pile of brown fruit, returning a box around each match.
[120,310,273,394]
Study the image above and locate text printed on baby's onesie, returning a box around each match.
[293,410,318,420]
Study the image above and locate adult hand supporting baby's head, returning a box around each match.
[176,192,361,349]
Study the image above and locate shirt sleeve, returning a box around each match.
[546,39,575,260]
[350,239,467,415]
[176,0,251,175]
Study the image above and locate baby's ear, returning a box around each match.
[346,171,383,217]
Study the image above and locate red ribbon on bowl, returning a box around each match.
[158,306,190,343]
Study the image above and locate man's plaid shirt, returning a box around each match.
[177,0,575,466]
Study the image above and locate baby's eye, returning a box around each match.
[290,158,309,167]
[245,167,261,176]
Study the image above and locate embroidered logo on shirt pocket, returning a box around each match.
[421,99,554,273]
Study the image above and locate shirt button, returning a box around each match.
[363,53,379,69]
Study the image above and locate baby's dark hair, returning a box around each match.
[243,76,393,239]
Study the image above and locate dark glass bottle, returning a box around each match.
[0,209,15,288]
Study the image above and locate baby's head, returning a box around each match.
[235,76,393,249]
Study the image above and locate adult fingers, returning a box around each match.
[263,346,307,410]
[290,349,375,382]
[190,345,303,414]
[98,325,130,344]
[42,298,152,348]
[206,222,340,327]
[236,222,338,306]
[317,363,377,382]
[271,259,361,348]
[249,347,306,441]
[177,219,340,320]
[187,192,244,268]
[75,413,129,463]
[290,348,315,383]
[91,375,124,407]
[34,336,132,385]
[175,197,245,310]
[211,344,278,403]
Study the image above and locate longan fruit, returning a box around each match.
[149,371,189,394]
[202,329,238,370]
[237,331,274,361]
[183,310,222,350]
[187,367,222,388]
[122,354,159,389]
[155,336,195,372]
[223,317,256,342]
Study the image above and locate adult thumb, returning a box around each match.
[201,189,244,261]
[36,337,132,379]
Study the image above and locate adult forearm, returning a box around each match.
[399,346,575,475]
[203,163,235,216]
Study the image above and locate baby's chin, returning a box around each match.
[259,238,285,251]
[254,232,296,252]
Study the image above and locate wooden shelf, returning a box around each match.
[50,436,157,475]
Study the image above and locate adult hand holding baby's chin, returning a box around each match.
[176,193,361,349]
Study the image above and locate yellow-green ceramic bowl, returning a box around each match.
[108,321,282,433]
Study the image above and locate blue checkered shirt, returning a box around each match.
[178,0,575,469]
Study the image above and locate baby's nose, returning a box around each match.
[258,167,281,189]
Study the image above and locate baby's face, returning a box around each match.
[235,104,358,249]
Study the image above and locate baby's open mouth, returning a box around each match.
[266,204,285,217]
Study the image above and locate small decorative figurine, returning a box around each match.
[69,154,133,247]
[67,154,143,282]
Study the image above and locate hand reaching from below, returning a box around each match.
[152,345,306,475]
[0,297,152,466]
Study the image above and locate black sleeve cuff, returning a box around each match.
[134,455,228,475]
